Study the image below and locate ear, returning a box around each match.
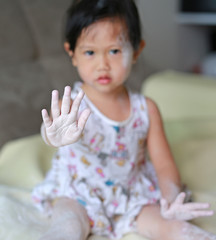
[133,40,145,63]
[64,42,78,66]
[64,42,73,57]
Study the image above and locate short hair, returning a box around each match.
[64,0,142,51]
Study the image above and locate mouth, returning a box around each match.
[97,76,111,85]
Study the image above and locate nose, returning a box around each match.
[97,53,110,71]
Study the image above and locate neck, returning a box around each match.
[81,83,131,122]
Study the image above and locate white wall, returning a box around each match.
[136,0,209,72]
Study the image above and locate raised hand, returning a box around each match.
[41,86,91,147]
[160,192,214,221]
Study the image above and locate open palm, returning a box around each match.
[42,86,91,147]
[160,192,214,221]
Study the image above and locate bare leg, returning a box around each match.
[39,198,90,240]
[136,204,216,240]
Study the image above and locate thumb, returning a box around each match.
[160,198,169,213]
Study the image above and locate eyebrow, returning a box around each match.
[78,44,122,50]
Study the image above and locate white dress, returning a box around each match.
[32,82,161,239]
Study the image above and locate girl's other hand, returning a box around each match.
[160,192,214,221]
[41,86,91,147]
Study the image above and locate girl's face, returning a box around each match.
[70,18,143,95]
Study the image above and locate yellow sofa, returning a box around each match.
[0,70,216,239]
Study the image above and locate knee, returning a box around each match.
[65,217,89,240]
[52,197,90,238]
[54,198,88,219]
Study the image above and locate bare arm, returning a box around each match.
[146,97,181,203]
[146,97,214,220]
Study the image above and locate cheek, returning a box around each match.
[78,67,88,79]
[77,64,92,82]
[113,60,132,82]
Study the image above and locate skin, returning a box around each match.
[39,198,90,240]
[41,88,91,147]
[41,18,214,240]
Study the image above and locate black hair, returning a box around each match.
[64,0,142,51]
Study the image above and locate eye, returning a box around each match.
[110,49,120,55]
[84,50,94,56]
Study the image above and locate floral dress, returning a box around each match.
[32,82,161,239]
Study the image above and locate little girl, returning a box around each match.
[32,0,215,239]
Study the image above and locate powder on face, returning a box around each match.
[122,41,133,68]
[117,34,134,69]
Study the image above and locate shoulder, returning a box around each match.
[131,92,160,114]
[145,97,160,114]
[145,97,163,124]
[129,91,160,113]
[145,98,166,142]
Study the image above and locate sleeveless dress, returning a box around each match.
[32,82,161,239]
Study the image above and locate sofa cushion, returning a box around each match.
[39,54,79,94]
[164,119,216,191]
[19,0,72,58]
[142,70,216,121]
[192,191,216,233]
[0,135,55,189]
[164,119,216,144]
[0,0,35,65]
[172,137,216,191]
[0,62,53,147]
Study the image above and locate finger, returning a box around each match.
[51,90,60,119]
[70,90,85,115]
[77,108,91,130]
[160,198,169,212]
[41,109,52,128]
[189,210,214,219]
[61,86,72,114]
[174,192,186,205]
[185,202,211,211]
